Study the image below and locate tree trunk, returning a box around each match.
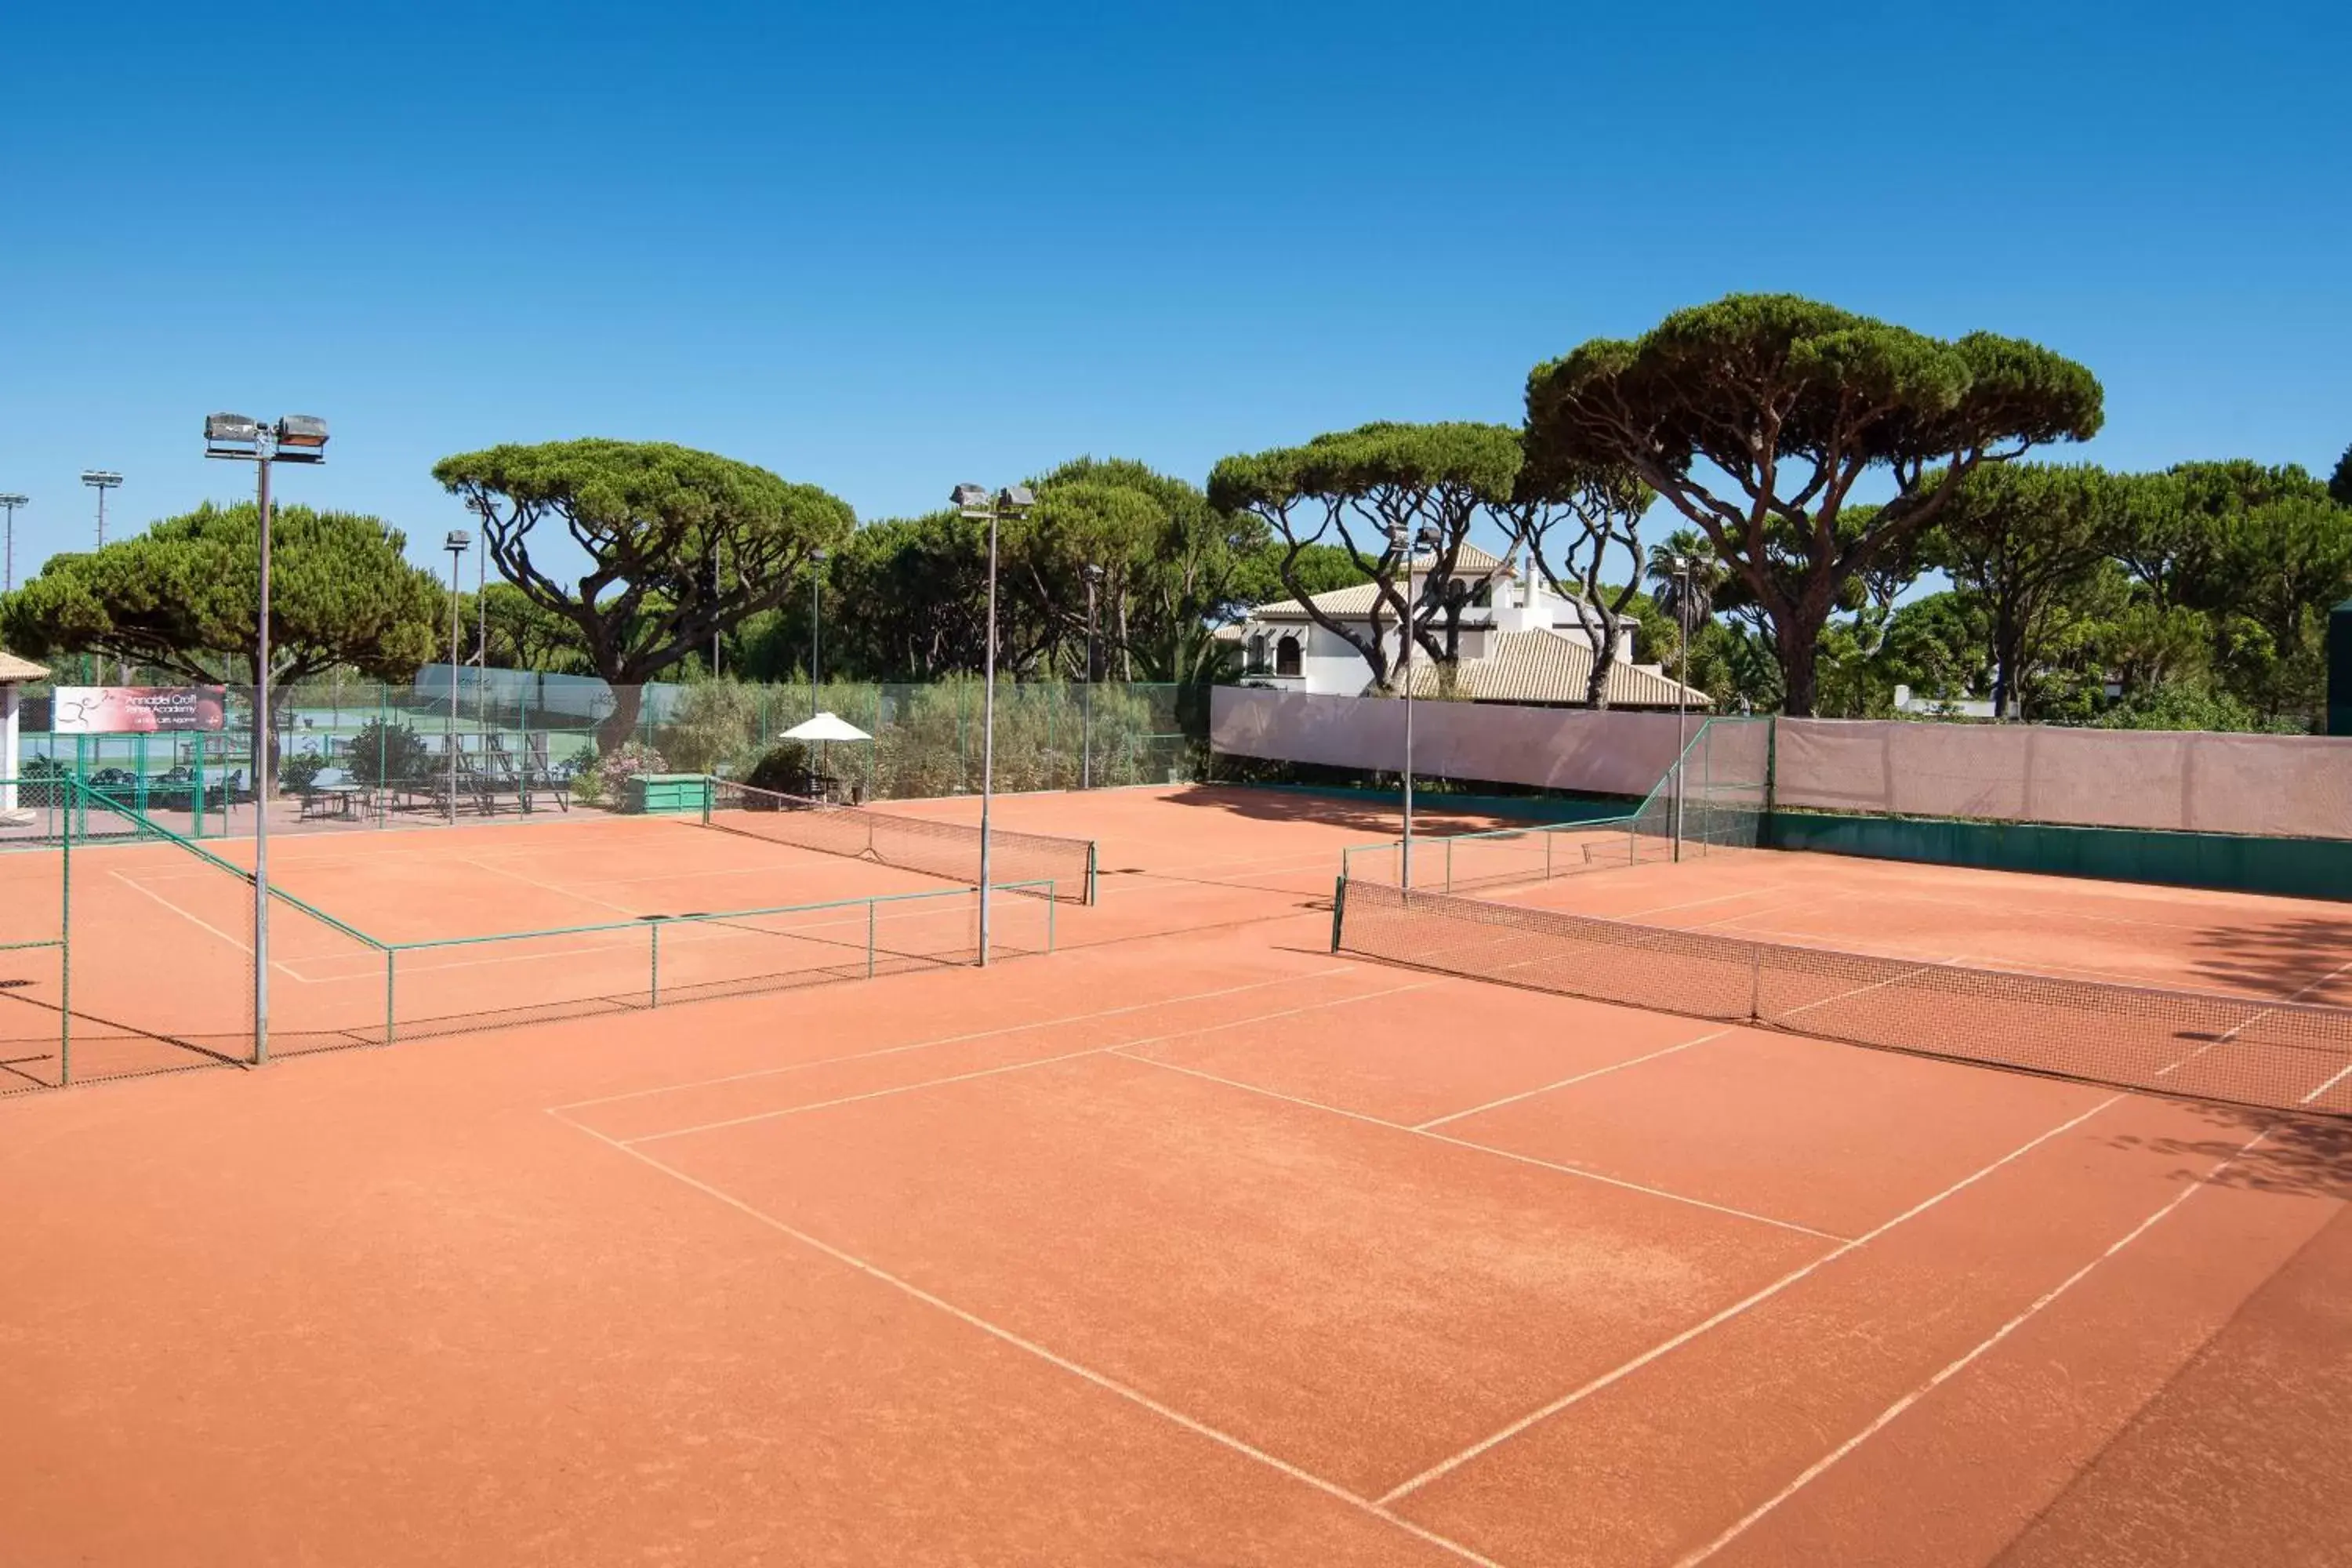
[1776,617,1823,717]
[598,681,646,755]
[1584,606,1621,710]
[1992,595,2023,721]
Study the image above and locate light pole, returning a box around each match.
[444,531,470,822]
[0,493,25,594]
[203,413,329,1069]
[1392,521,1438,889]
[467,498,490,736]
[80,470,122,548]
[1080,563,1103,789]
[808,548,828,720]
[1670,555,1694,862]
[953,482,1034,966]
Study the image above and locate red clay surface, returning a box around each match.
[3,783,2349,1566]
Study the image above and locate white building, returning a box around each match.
[1233,544,1709,711]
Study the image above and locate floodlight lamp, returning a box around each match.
[81,470,124,486]
[1082,563,1104,583]
[951,484,992,516]
[0,493,27,508]
[811,546,830,562]
[996,485,1035,514]
[445,530,472,553]
[274,415,329,458]
[205,414,260,445]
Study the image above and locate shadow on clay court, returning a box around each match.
[2187,914,2352,1007]
[2102,1102,2352,1202]
[1168,782,1621,839]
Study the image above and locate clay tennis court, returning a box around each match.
[3,785,2349,1566]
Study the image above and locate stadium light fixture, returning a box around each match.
[443,532,470,824]
[1392,521,1443,888]
[809,548,829,721]
[1081,563,1104,791]
[948,481,1042,965]
[80,470,123,547]
[197,412,329,1068]
[0,492,26,595]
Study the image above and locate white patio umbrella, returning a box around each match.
[779,710,872,800]
[779,711,872,742]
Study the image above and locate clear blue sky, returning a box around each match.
[3,1,2345,585]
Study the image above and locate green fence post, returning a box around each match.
[1700,723,1715,854]
[193,745,207,842]
[1329,874,1347,953]
[518,681,533,815]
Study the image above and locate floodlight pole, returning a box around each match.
[1081,564,1102,789]
[445,533,470,822]
[1672,557,1693,862]
[81,470,122,549]
[1394,525,1427,890]
[203,415,326,1067]
[254,453,273,1058]
[980,507,1000,963]
[956,485,1033,966]
[809,550,827,720]
[0,494,25,595]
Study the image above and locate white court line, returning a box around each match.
[1413,1028,1736,1131]
[549,1114,1504,1567]
[552,967,1363,1113]
[1374,1094,2125,1507]
[623,982,1435,1145]
[2303,1060,2352,1107]
[2157,953,2352,1090]
[462,855,648,917]
[1112,1051,1844,1243]
[1673,1123,2274,1566]
[106,869,315,982]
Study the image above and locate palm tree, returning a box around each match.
[1646,531,1726,641]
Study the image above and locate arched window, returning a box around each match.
[1247,632,1269,673]
[1276,633,1302,677]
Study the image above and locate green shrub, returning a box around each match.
[278,752,328,792]
[744,742,812,796]
[656,679,762,774]
[342,720,432,786]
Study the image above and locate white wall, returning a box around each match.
[1212,687,1693,797]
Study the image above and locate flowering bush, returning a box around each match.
[573,739,670,807]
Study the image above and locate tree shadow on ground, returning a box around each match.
[2187,915,2352,1005]
[2103,1100,2352,1202]
[1163,783,1575,841]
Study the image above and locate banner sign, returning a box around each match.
[49,687,229,735]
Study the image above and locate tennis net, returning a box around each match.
[704,779,1097,904]
[1332,879,2352,1119]
[1338,715,1773,895]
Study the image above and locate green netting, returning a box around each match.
[2,772,1063,1095]
[10,677,1208,834]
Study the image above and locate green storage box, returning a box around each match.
[626,772,710,815]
